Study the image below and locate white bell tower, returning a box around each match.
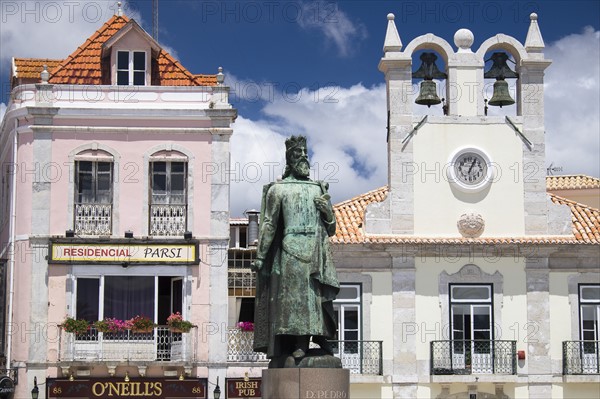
[367,13,570,238]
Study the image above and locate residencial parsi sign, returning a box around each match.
[49,241,199,265]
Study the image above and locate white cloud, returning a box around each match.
[297,1,367,57]
[229,83,387,216]
[0,1,142,63]
[545,27,600,177]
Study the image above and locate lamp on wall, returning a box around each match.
[31,376,39,399]
[65,229,75,238]
[213,377,221,399]
[124,230,134,238]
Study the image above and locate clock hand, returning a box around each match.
[468,159,477,174]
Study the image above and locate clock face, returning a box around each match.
[447,147,493,192]
[454,152,488,185]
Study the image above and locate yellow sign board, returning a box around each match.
[50,242,198,264]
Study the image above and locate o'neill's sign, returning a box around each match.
[49,240,199,265]
[46,378,207,398]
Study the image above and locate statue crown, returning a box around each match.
[285,135,307,152]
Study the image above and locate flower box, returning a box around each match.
[167,312,194,333]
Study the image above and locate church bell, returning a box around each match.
[488,80,515,107]
[415,80,441,107]
[412,52,447,108]
[484,52,518,107]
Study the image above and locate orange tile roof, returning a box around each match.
[550,193,600,243]
[11,15,214,87]
[546,175,600,190]
[194,74,218,86]
[49,14,129,85]
[331,186,600,245]
[333,186,389,243]
[13,58,62,81]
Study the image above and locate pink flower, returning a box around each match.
[238,321,254,331]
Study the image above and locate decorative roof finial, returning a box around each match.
[117,2,123,17]
[216,67,224,85]
[525,12,545,51]
[454,29,474,53]
[40,65,49,84]
[383,13,402,52]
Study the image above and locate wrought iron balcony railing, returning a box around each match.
[227,328,268,362]
[59,326,197,362]
[330,340,383,375]
[75,203,112,235]
[150,204,187,236]
[430,340,517,375]
[563,341,600,374]
[227,329,383,375]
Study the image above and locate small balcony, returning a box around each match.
[59,326,197,362]
[563,341,600,374]
[227,329,383,375]
[430,340,517,375]
[150,204,187,236]
[75,203,112,235]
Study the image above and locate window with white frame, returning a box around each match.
[580,285,600,343]
[333,284,362,354]
[450,285,493,343]
[75,275,185,326]
[149,160,188,236]
[117,50,146,86]
[449,284,493,373]
[74,160,113,235]
[230,226,248,248]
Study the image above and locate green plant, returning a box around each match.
[167,312,194,332]
[128,315,155,331]
[62,317,89,334]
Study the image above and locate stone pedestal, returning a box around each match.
[262,368,350,399]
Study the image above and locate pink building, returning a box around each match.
[0,8,235,398]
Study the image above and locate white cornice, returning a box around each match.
[28,125,233,136]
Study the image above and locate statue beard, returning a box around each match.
[290,158,310,178]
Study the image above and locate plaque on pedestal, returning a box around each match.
[262,368,349,399]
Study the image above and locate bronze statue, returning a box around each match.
[251,135,340,368]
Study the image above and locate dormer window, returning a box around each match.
[117,50,146,85]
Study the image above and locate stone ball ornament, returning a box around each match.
[457,213,485,238]
[454,28,474,52]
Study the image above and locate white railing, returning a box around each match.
[75,203,112,235]
[59,326,197,362]
[150,204,187,236]
[227,329,268,362]
[226,329,383,375]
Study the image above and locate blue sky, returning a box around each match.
[1,1,599,215]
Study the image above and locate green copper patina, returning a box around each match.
[251,135,341,368]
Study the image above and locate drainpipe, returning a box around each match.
[5,118,18,375]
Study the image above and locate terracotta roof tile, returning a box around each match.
[13,58,62,82]
[331,186,600,245]
[11,15,215,87]
[546,175,600,190]
[332,186,388,243]
[48,15,129,85]
[550,193,600,243]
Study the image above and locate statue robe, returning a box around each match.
[253,178,339,358]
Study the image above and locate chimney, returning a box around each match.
[245,210,260,247]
